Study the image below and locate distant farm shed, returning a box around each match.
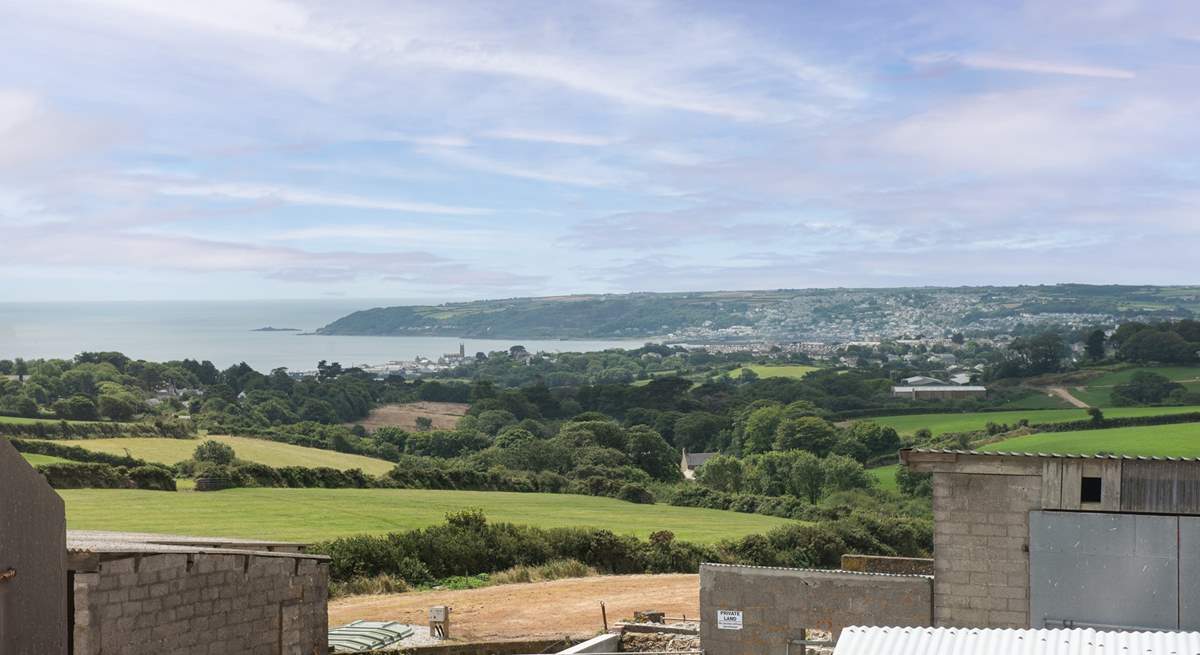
[833,625,1200,655]
[680,449,718,479]
[892,385,986,400]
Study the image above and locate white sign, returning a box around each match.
[716,609,743,630]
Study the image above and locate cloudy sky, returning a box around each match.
[4,0,1199,301]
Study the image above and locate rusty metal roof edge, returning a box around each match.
[903,448,1200,463]
[700,562,933,579]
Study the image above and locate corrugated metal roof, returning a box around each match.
[700,562,931,579]
[328,621,414,653]
[834,626,1200,655]
[892,386,988,392]
[906,448,1200,463]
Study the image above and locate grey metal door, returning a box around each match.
[1030,511,1179,630]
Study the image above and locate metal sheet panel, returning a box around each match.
[833,626,1200,655]
[1029,511,1179,630]
[1179,517,1200,629]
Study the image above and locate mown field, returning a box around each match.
[30,435,396,475]
[21,453,72,465]
[1070,366,1200,406]
[869,405,1200,437]
[981,422,1200,457]
[0,415,112,425]
[738,364,820,379]
[58,488,795,543]
[867,464,899,493]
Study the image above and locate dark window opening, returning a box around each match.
[1081,476,1103,503]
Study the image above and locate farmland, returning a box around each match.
[981,422,1200,458]
[21,453,72,465]
[868,464,899,493]
[1068,366,1200,406]
[738,364,820,379]
[58,487,795,543]
[351,401,468,432]
[868,405,1200,437]
[30,435,396,475]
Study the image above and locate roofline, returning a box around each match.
[900,447,1200,464]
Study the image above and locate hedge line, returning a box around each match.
[1032,411,1200,434]
[37,462,176,491]
[8,438,147,467]
[0,418,193,439]
[313,509,932,585]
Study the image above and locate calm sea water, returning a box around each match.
[0,300,644,371]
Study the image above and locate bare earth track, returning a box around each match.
[352,401,469,432]
[328,574,699,641]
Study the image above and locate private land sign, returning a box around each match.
[717,609,743,630]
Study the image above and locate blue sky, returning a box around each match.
[3,0,1199,301]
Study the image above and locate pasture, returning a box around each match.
[58,487,795,543]
[21,453,73,465]
[1070,366,1200,406]
[867,405,1200,437]
[30,435,396,475]
[980,422,1200,458]
[867,464,899,493]
[738,364,820,380]
[352,401,468,432]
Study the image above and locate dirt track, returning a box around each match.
[352,401,469,432]
[1046,386,1090,408]
[329,574,699,641]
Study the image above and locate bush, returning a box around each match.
[194,440,236,465]
[128,465,177,491]
[616,483,655,504]
[37,462,131,489]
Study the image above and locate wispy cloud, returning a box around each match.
[155,182,490,215]
[484,129,617,147]
[912,52,1136,79]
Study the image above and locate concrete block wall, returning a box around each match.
[699,563,932,655]
[932,471,1041,628]
[72,552,328,655]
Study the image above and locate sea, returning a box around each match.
[0,300,646,372]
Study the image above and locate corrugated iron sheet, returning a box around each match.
[834,626,1200,655]
[328,620,414,653]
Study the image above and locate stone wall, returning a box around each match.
[0,438,68,655]
[72,552,328,655]
[699,563,932,655]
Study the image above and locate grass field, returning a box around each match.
[738,364,820,380]
[58,488,795,543]
[21,453,73,465]
[0,415,111,425]
[1071,366,1200,406]
[868,464,899,493]
[30,435,396,475]
[981,422,1200,457]
[868,406,1200,437]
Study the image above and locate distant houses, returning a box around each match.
[680,449,718,479]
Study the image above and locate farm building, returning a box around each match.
[891,385,987,400]
[0,438,330,655]
[900,375,947,386]
[680,449,718,479]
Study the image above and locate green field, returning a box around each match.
[1071,366,1200,406]
[30,435,396,475]
[738,364,820,380]
[981,422,1200,457]
[868,406,1200,437]
[868,464,899,493]
[58,488,795,543]
[21,453,73,465]
[0,415,111,426]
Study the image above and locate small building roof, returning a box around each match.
[892,386,987,392]
[684,452,718,468]
[902,375,947,385]
[67,531,329,561]
[833,625,1200,655]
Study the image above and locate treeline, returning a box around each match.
[0,418,192,439]
[314,509,931,586]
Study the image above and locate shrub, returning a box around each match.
[128,465,177,491]
[38,462,130,489]
[616,483,655,504]
[193,440,236,465]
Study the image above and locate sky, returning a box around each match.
[3,0,1200,302]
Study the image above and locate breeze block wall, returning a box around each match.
[699,563,932,655]
[930,469,1041,628]
[72,552,328,655]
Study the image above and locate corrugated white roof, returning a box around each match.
[834,626,1200,655]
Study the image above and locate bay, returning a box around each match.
[0,300,645,372]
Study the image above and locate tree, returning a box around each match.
[1085,329,1107,360]
[951,332,965,345]
[896,467,932,497]
[773,417,837,455]
[193,440,235,465]
[823,454,871,492]
[1087,407,1104,423]
[673,412,728,452]
[53,395,98,420]
[696,454,744,493]
[414,416,434,432]
[841,421,902,460]
[14,358,27,381]
[1120,330,1197,364]
[1111,372,1185,405]
[742,405,784,454]
[624,426,681,481]
[1009,333,1066,375]
[97,393,138,421]
[787,451,825,503]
